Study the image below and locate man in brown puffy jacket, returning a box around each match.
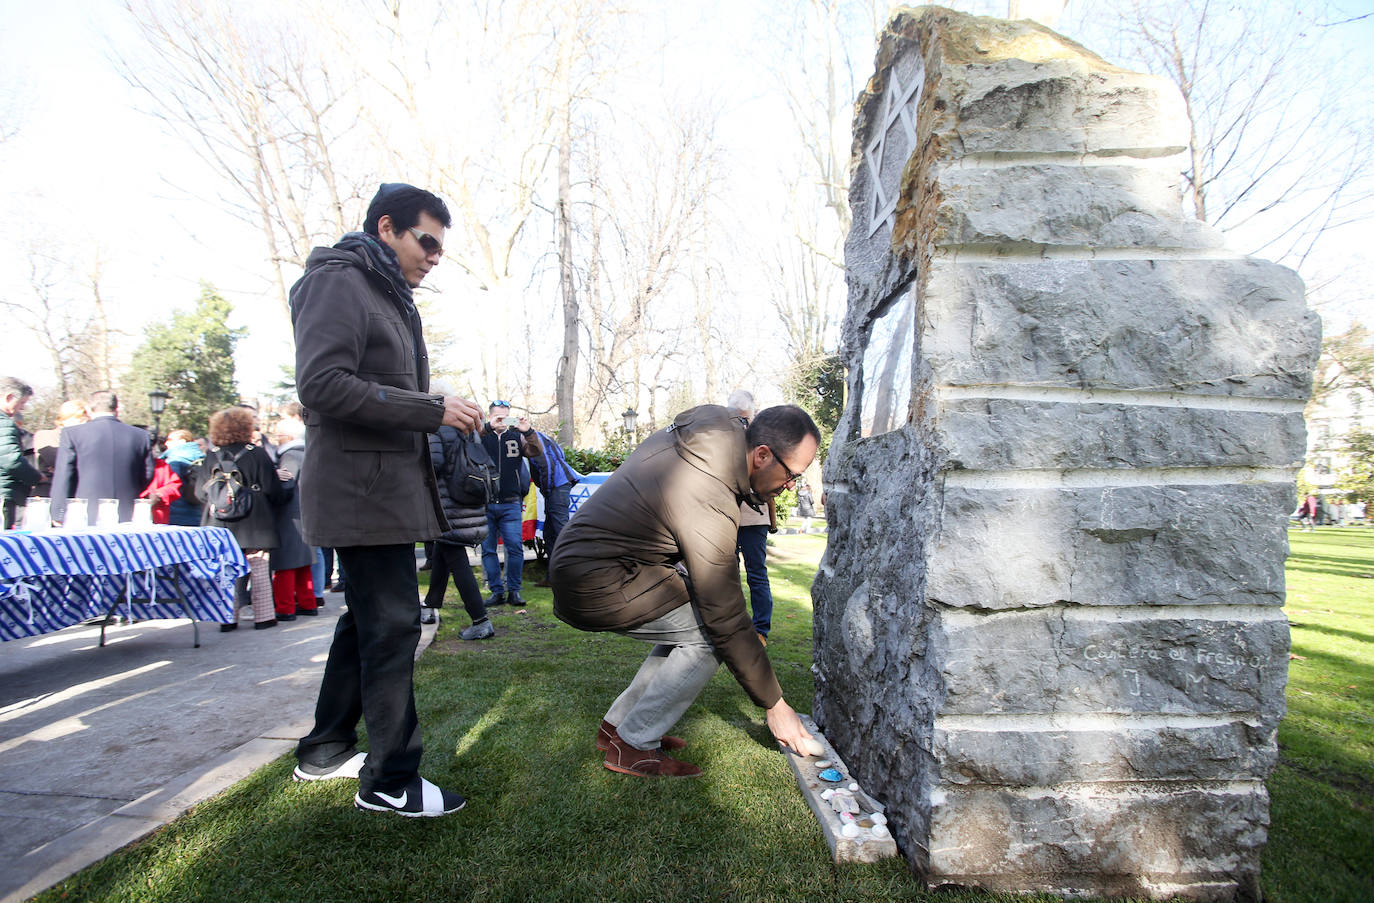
[550,404,820,778]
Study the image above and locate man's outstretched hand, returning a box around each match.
[766,698,814,756]
[442,395,483,434]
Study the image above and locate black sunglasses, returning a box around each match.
[408,226,445,257]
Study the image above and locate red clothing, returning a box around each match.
[138,458,183,525]
[272,566,317,616]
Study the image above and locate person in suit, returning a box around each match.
[50,390,154,525]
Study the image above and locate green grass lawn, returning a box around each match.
[1262,528,1374,903]
[31,530,1374,902]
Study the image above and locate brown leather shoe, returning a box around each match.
[603,733,701,778]
[596,719,686,752]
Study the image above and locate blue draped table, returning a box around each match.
[0,525,248,646]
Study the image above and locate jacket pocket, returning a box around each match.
[339,422,414,452]
[364,314,413,371]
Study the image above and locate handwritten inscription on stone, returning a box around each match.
[1082,642,1264,671]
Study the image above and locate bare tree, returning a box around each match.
[768,198,841,361]
[85,253,122,391]
[555,33,580,444]
[575,109,719,437]
[344,0,590,420]
[761,0,877,369]
[116,0,366,320]
[0,69,27,145]
[1,249,106,401]
[1066,0,1374,265]
[1312,322,1374,408]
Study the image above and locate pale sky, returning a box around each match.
[2,0,1370,412]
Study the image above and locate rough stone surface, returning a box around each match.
[941,401,1307,472]
[935,609,1290,717]
[933,720,1279,786]
[923,258,1318,399]
[931,164,1224,251]
[927,484,1294,610]
[945,61,1189,157]
[817,7,1319,901]
[927,784,1269,900]
[813,429,942,873]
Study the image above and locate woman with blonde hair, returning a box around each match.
[195,407,287,631]
[31,400,89,499]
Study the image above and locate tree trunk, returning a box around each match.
[555,40,579,446]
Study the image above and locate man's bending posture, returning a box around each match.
[549,404,819,777]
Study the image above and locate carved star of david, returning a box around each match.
[865,61,923,238]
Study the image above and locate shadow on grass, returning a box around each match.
[1289,620,1374,646]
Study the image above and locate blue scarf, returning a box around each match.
[163,442,205,466]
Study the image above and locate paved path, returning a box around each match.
[0,587,437,902]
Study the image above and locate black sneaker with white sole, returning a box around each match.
[292,751,367,782]
[355,776,466,817]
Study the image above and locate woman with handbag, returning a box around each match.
[195,407,288,631]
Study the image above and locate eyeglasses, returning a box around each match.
[489,400,511,409]
[768,446,805,487]
[408,226,445,258]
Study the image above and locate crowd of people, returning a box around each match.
[3,181,823,820]
[1295,493,1368,530]
[0,376,578,639]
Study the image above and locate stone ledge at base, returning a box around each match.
[779,715,900,864]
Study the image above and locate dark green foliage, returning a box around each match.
[783,350,843,462]
[1336,429,1374,504]
[566,429,636,474]
[121,284,243,437]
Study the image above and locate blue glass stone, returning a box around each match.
[818,767,843,782]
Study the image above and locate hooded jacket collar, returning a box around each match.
[332,231,413,306]
[666,405,758,507]
[304,235,427,374]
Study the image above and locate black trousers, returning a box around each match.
[422,542,487,623]
[296,543,422,793]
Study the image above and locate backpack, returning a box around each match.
[531,430,583,492]
[204,447,258,521]
[444,430,499,507]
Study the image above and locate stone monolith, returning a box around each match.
[812,8,1321,901]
